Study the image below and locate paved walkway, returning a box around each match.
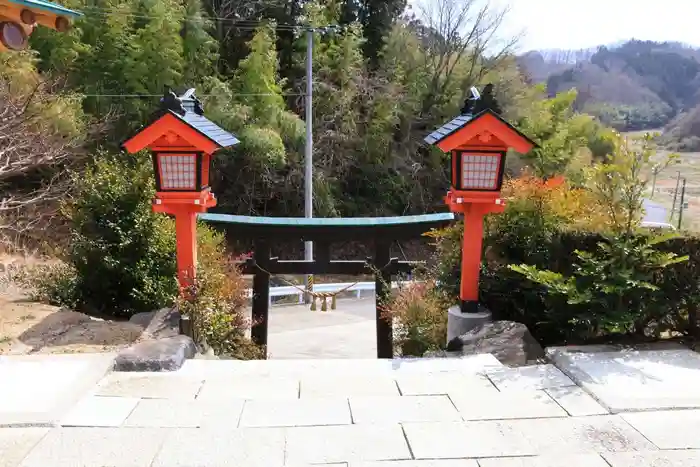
[267,298,376,359]
[2,352,700,466]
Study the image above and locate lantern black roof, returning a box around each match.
[424,84,536,147]
[153,87,239,148]
[424,114,474,146]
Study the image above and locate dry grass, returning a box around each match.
[648,149,700,231]
[619,130,700,232]
[0,254,146,355]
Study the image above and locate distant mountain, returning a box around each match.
[516,40,700,135]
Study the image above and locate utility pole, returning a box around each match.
[304,28,314,303]
[650,166,659,199]
[671,171,681,219]
[678,178,687,230]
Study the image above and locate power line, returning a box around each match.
[74,6,351,33]
[78,92,306,97]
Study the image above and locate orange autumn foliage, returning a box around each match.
[500,173,610,231]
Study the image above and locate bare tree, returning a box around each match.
[205,0,283,43]
[0,72,102,250]
[413,0,520,116]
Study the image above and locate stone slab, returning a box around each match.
[60,396,139,427]
[300,375,399,398]
[349,395,462,424]
[0,354,115,426]
[403,421,538,459]
[124,398,245,428]
[114,336,196,372]
[177,355,503,381]
[395,373,498,396]
[403,416,656,459]
[621,410,700,449]
[239,398,351,427]
[151,427,286,467]
[477,454,610,466]
[448,390,568,421]
[0,428,49,467]
[544,387,609,416]
[389,355,505,373]
[268,321,376,359]
[95,373,202,400]
[178,359,398,379]
[353,462,478,467]
[485,365,575,392]
[547,347,700,412]
[285,424,411,464]
[18,427,168,467]
[602,450,700,466]
[196,376,300,400]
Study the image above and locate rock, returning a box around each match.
[19,311,94,348]
[438,321,545,367]
[142,307,181,339]
[114,335,196,372]
[129,311,157,328]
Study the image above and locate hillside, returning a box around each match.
[517,40,700,133]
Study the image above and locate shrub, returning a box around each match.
[21,151,261,357]
[511,232,688,340]
[179,224,264,359]
[16,262,80,309]
[430,159,700,345]
[381,278,448,357]
[61,153,179,318]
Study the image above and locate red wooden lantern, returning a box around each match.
[122,88,238,290]
[426,85,537,314]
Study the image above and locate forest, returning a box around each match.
[519,40,700,138]
[1,0,616,251]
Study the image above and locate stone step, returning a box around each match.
[0,353,116,426]
[174,354,506,380]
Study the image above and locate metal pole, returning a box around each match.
[304,28,314,303]
[678,178,687,230]
[671,171,681,219]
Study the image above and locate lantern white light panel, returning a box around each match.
[159,154,196,190]
[460,153,501,190]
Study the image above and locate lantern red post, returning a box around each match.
[425,86,536,315]
[122,89,239,291]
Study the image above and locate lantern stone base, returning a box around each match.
[446,305,492,345]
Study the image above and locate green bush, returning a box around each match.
[13,262,80,310]
[60,153,179,318]
[433,227,700,346]
[22,154,178,317]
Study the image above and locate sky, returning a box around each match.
[491,0,700,52]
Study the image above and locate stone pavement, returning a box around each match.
[548,344,700,412]
[2,353,700,466]
[267,298,376,359]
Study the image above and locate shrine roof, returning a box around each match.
[424,109,537,148]
[167,110,239,148]
[122,89,239,153]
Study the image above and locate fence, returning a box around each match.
[244,281,409,306]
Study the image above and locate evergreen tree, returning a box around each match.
[358,0,406,69]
